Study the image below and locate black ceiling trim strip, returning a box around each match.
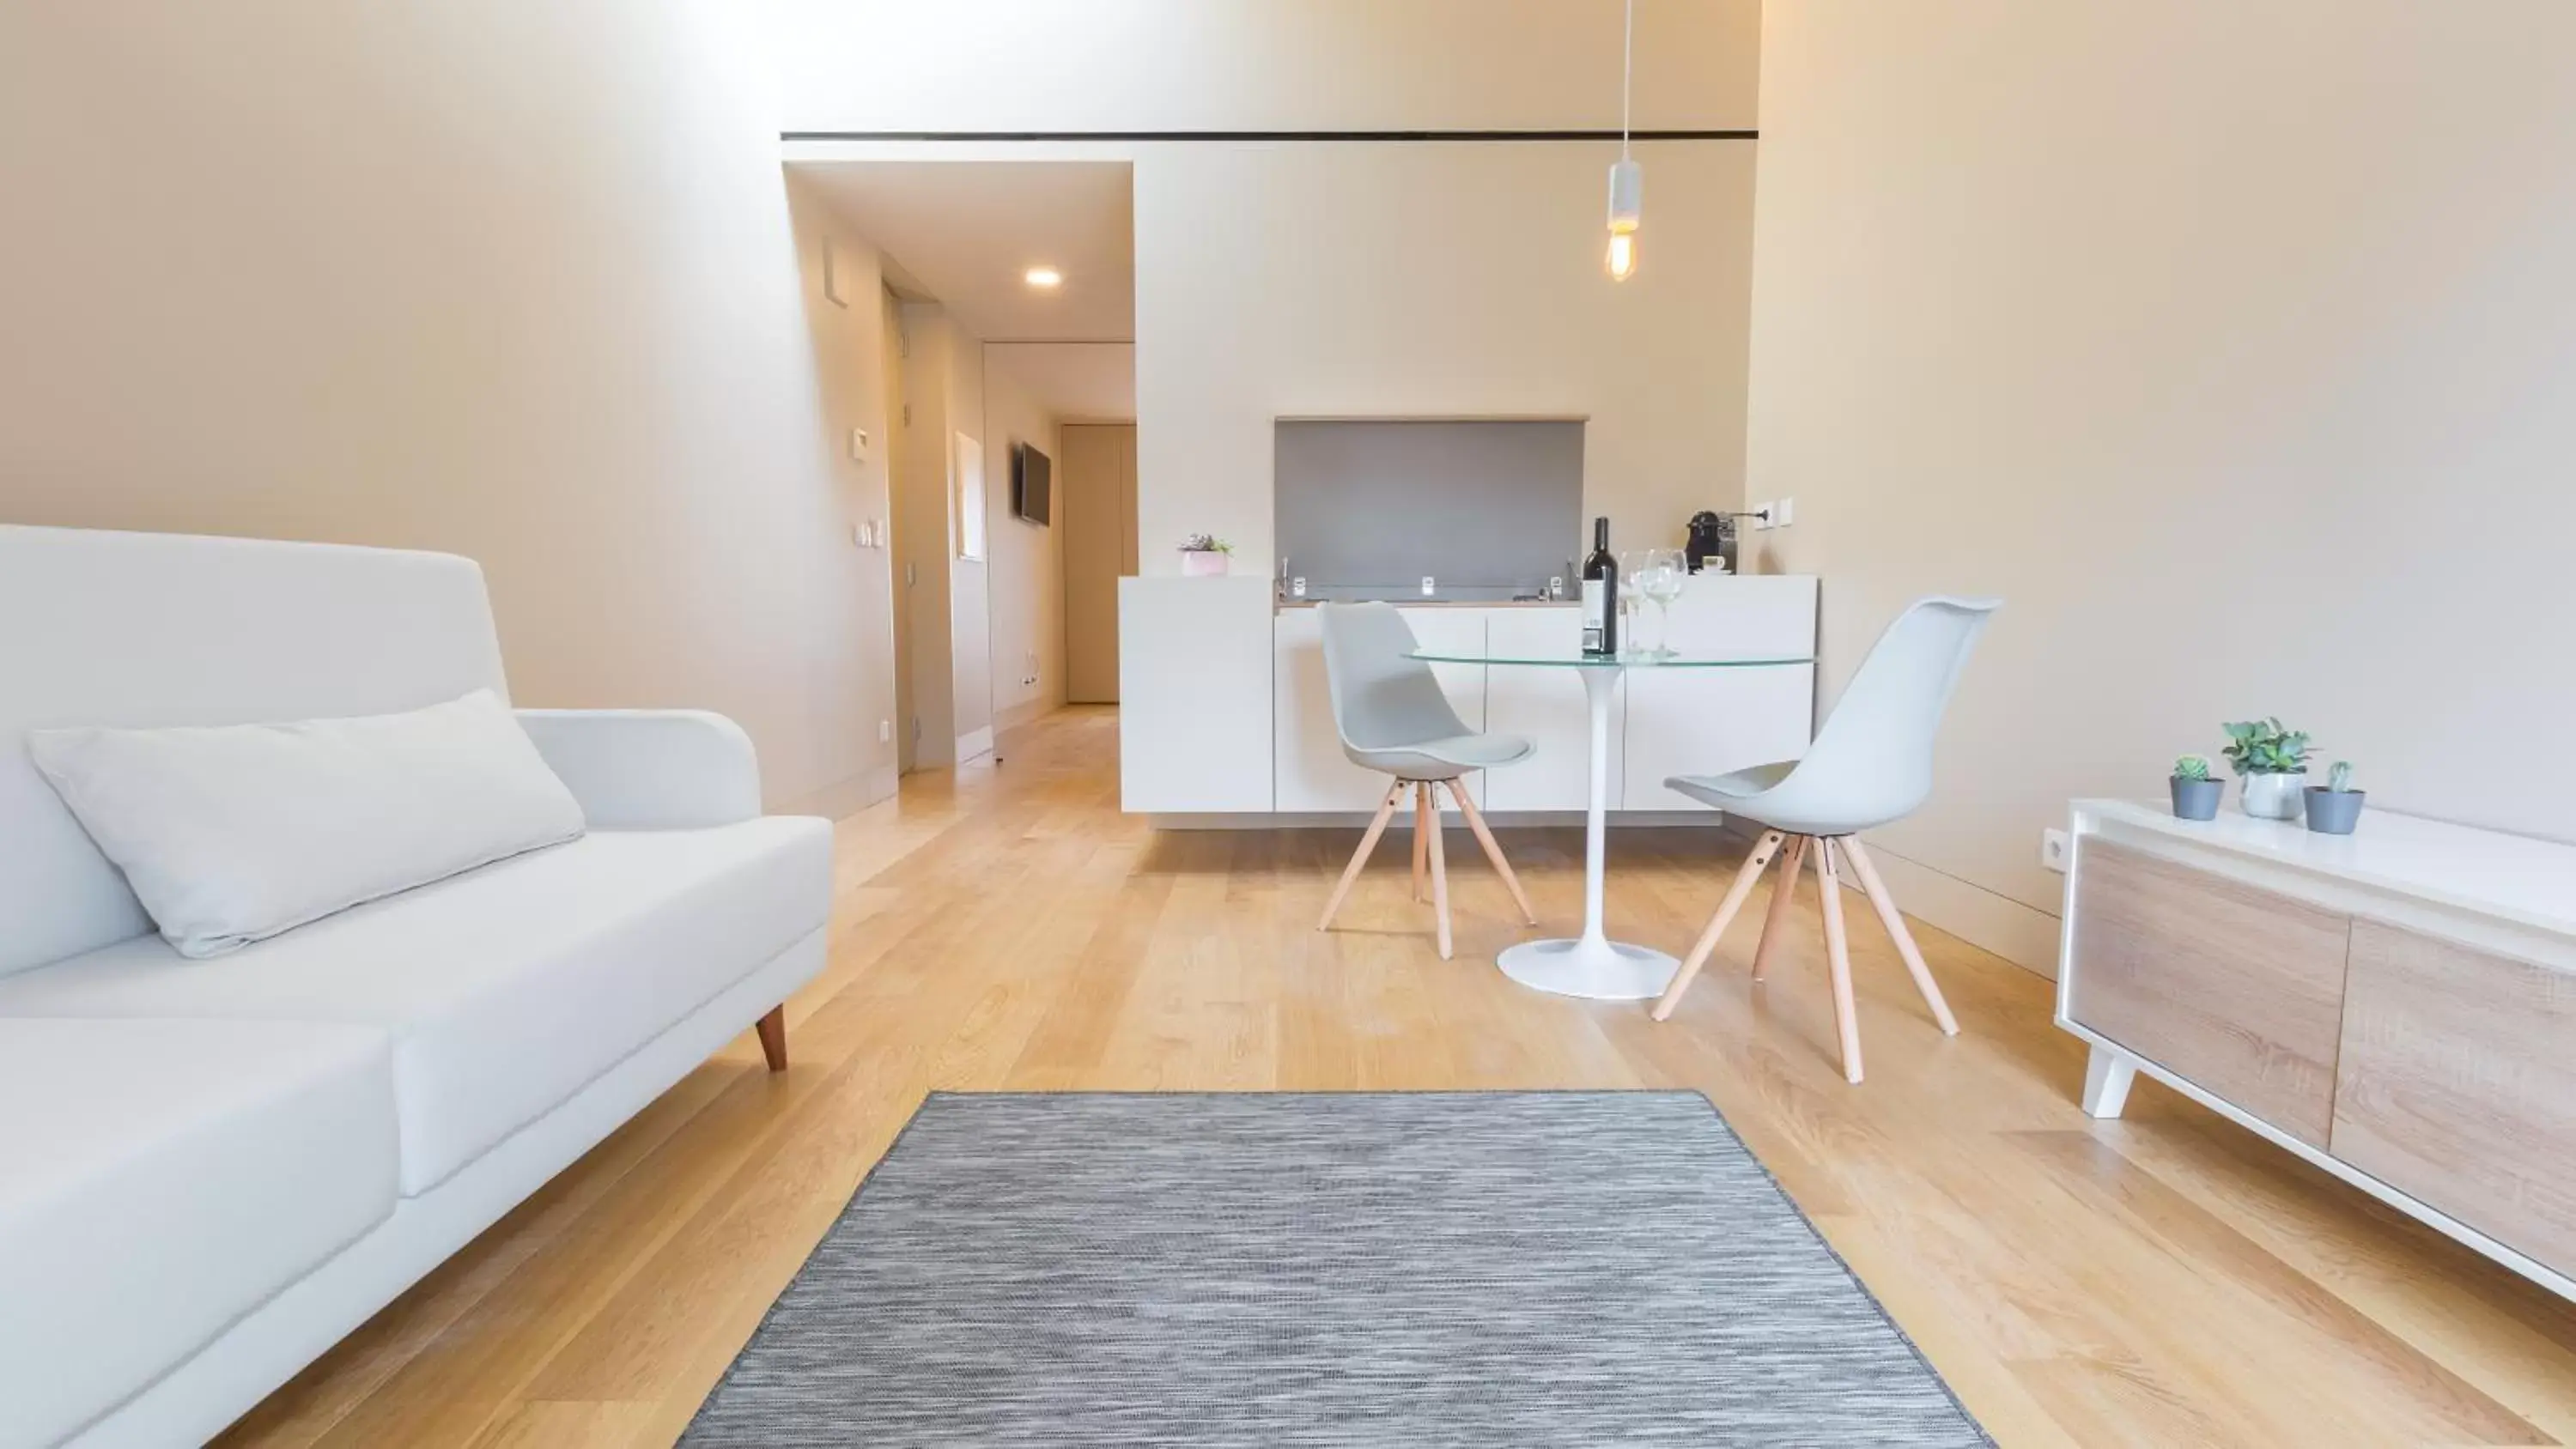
[783,129,1753,144]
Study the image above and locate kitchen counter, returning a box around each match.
[1120,573,1819,818]
[1275,597,1575,610]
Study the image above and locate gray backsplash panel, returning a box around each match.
[1274,420,1584,597]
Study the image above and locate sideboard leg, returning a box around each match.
[2081,1045,2136,1119]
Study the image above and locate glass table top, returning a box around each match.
[1406,647,1814,668]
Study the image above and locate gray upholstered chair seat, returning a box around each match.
[1351,731,1535,781]
[1663,759,1893,837]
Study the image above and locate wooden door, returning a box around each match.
[1063,424,1136,703]
[2331,921,2576,1277]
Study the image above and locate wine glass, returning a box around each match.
[1616,550,1650,656]
[1638,549,1687,658]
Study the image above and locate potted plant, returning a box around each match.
[2305,761,2366,834]
[2170,754,2222,820]
[2221,717,2311,821]
[1179,533,1233,577]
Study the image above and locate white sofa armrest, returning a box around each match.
[516,709,762,829]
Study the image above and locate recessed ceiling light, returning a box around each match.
[1024,266,1063,289]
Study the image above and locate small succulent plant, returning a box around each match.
[2173,754,2213,781]
[2221,718,2312,777]
[2325,761,2357,793]
[1178,533,1232,555]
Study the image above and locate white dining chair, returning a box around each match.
[1311,603,1538,959]
[1649,596,2002,1083]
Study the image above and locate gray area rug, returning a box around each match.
[684,1091,1989,1447]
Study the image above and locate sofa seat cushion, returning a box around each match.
[0,1018,398,1449]
[0,818,831,1197]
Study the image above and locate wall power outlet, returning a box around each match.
[2041,828,2071,874]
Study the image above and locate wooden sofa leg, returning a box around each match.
[756,1006,788,1072]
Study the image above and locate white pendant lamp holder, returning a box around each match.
[1605,0,1641,280]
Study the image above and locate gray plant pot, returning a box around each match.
[2170,776,2224,820]
[2238,770,2307,821]
[2305,787,2366,834]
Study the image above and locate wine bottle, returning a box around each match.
[1581,516,1619,658]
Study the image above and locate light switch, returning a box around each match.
[848,427,870,462]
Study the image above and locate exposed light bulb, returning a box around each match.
[1605,158,1643,282]
[1024,265,1063,288]
[1605,230,1637,281]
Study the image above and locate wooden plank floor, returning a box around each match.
[222,706,2576,1448]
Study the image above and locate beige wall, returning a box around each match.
[945,325,995,754]
[1133,141,1755,573]
[893,303,961,767]
[766,0,1757,133]
[1746,0,2576,970]
[981,360,1066,728]
[787,211,904,804]
[0,1,900,815]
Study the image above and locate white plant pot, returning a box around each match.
[1180,549,1230,577]
[2238,771,2307,821]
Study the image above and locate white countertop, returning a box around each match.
[2076,797,2576,940]
[1275,598,1575,610]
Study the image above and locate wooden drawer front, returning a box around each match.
[2331,922,2576,1278]
[2066,839,2352,1146]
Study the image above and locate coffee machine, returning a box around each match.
[1685,511,1740,575]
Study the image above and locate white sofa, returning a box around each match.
[0,526,833,1449]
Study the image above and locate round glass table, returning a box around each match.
[1406,646,1815,1001]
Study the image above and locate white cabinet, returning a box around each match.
[1621,575,1818,810]
[1482,606,1618,812]
[1275,607,1486,811]
[1119,577,1276,813]
[1132,580,1817,818]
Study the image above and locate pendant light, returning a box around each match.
[1605,0,1642,281]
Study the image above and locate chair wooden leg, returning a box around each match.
[1449,780,1536,925]
[1749,835,1807,983]
[756,1005,788,1072]
[1426,782,1453,959]
[1317,781,1406,931]
[1816,840,1865,1084]
[1412,783,1431,901]
[1651,830,1786,1021]
[1838,836,1961,1036]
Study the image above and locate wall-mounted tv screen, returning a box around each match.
[1012,442,1052,526]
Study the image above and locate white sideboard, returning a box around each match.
[1121,573,1817,820]
[2058,798,2576,1301]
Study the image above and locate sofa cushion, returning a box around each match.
[0,1018,398,1449]
[0,818,832,1196]
[29,688,586,960]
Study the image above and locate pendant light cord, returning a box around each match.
[1620,0,1635,160]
